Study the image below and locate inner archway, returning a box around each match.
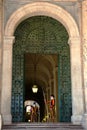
[24,54,46,122]
[12,16,71,122]
[24,53,58,122]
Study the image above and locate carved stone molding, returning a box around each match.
[6,0,78,2]
[68,37,81,46]
[3,36,15,50]
[82,0,87,88]
[4,36,15,44]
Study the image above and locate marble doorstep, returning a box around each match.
[2,123,84,130]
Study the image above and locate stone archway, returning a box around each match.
[5,2,79,37]
[1,2,84,124]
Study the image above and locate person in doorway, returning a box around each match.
[50,95,55,122]
[31,106,35,122]
[33,102,38,122]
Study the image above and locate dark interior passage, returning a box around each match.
[24,53,57,122]
[25,83,45,121]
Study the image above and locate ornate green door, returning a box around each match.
[11,16,72,122]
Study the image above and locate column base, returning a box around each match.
[2,114,12,125]
[71,115,83,124]
[0,114,2,130]
[82,113,87,129]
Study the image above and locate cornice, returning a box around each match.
[4,0,79,2]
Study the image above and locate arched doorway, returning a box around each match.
[12,16,71,122]
[1,2,84,125]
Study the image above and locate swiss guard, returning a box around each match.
[50,95,55,122]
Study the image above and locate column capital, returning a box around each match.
[68,37,81,46]
[4,36,15,45]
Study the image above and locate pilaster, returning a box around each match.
[1,36,15,124]
[68,37,84,124]
[0,0,3,115]
[82,0,87,129]
[0,0,3,128]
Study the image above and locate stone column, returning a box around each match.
[1,36,15,124]
[82,1,87,129]
[46,87,49,103]
[69,37,84,124]
[46,87,49,121]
